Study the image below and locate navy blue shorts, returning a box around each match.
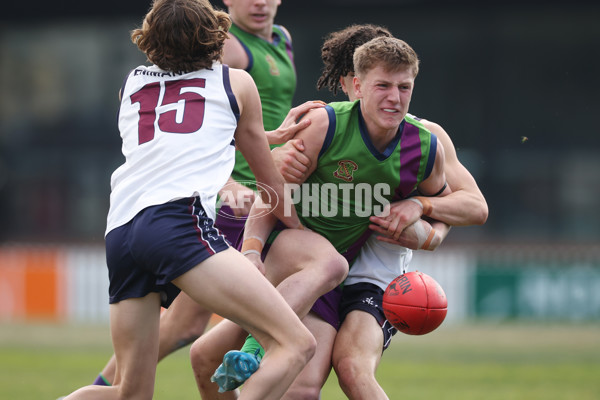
[106,196,230,308]
[339,282,398,351]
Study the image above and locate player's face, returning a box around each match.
[225,0,281,37]
[354,65,415,134]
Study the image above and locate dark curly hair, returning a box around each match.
[317,24,393,95]
[131,0,231,73]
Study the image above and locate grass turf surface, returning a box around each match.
[1,322,598,399]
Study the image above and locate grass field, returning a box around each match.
[1,321,599,399]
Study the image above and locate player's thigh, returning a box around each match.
[265,229,345,285]
[172,247,306,343]
[110,293,162,394]
[333,310,384,368]
[160,291,212,336]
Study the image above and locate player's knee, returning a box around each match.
[318,253,348,291]
[118,382,154,400]
[163,309,209,344]
[189,339,219,383]
[333,354,363,389]
[284,384,322,400]
[287,329,317,369]
[300,331,318,364]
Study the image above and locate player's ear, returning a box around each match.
[352,75,362,99]
[339,76,348,95]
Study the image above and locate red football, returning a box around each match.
[382,271,448,335]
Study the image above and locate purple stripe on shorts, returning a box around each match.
[310,286,343,330]
[310,228,374,330]
[215,204,246,246]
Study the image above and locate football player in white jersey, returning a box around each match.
[83,0,325,394]
[61,1,315,400]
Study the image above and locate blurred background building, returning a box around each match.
[1,0,599,322]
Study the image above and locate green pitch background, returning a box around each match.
[1,322,598,399]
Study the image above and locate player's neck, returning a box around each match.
[254,25,275,42]
[233,20,275,43]
[369,129,398,153]
[361,112,401,153]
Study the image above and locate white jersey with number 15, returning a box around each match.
[106,63,239,236]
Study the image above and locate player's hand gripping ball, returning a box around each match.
[383,271,447,335]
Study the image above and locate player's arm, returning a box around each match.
[217,34,257,217]
[241,106,329,271]
[417,136,451,197]
[375,218,450,251]
[240,195,278,274]
[222,33,249,69]
[372,121,488,248]
[418,120,488,226]
[271,106,329,183]
[218,177,255,217]
[229,68,300,230]
[265,101,326,145]
[271,139,311,184]
[268,101,331,182]
[370,139,451,241]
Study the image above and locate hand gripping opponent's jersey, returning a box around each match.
[295,101,438,261]
[106,63,239,236]
[228,23,296,184]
